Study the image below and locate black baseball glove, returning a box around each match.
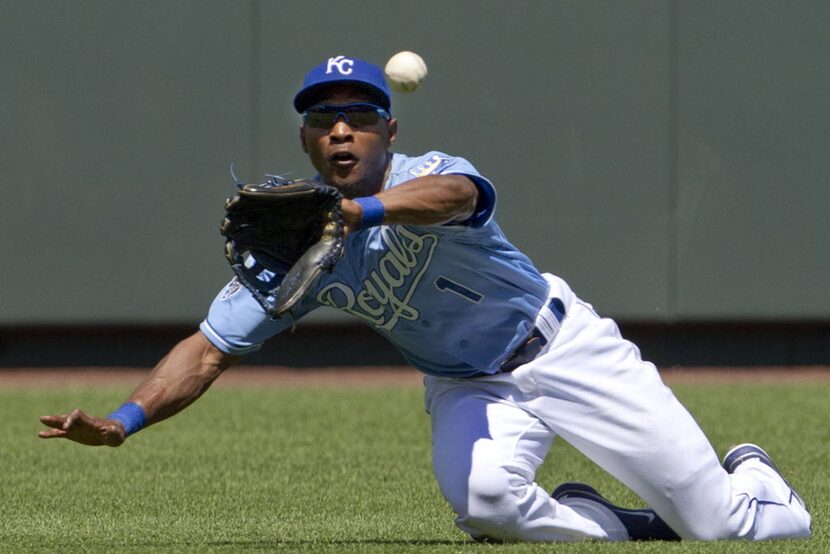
[220,176,344,318]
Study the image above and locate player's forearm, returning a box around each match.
[38,332,239,446]
[125,332,239,426]
[344,175,478,228]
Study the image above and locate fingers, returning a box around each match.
[38,409,90,440]
[39,415,68,429]
[39,414,69,439]
[39,408,127,446]
[38,428,68,439]
[63,408,85,430]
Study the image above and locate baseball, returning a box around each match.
[384,51,428,93]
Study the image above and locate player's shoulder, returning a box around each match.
[389,151,497,230]
[389,151,482,184]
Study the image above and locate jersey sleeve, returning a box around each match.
[441,158,496,228]
[395,151,497,228]
[451,172,496,228]
[199,278,319,355]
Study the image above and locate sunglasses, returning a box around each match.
[302,103,391,129]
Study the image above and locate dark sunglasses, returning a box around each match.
[302,103,391,129]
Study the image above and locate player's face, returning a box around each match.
[300,90,397,198]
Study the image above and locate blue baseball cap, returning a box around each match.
[294,55,391,113]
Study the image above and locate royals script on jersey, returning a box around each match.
[200,152,550,377]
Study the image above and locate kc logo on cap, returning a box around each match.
[326,55,354,76]
[294,55,391,113]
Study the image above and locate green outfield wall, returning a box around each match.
[2,1,828,325]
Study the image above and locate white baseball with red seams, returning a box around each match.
[384,51,427,93]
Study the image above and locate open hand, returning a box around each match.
[39,409,126,447]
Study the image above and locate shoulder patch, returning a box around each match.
[409,155,452,178]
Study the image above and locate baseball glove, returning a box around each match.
[220,176,344,318]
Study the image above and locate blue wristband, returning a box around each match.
[106,402,147,437]
[354,196,385,229]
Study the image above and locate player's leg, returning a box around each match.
[424,375,628,542]
[524,277,811,540]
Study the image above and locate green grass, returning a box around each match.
[1,381,827,552]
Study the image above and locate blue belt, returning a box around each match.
[496,298,566,374]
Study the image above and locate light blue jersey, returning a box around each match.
[201,151,550,377]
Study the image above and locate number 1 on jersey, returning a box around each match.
[433,276,484,304]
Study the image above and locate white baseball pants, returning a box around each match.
[424,274,812,542]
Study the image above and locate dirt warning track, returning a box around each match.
[1,366,828,388]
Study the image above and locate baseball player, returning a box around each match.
[39,56,812,543]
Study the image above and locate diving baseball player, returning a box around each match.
[39,56,812,543]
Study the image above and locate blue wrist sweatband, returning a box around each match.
[106,402,147,436]
[354,196,385,229]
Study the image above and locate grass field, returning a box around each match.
[1,377,826,552]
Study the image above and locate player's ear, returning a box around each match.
[299,125,308,153]
[386,118,398,147]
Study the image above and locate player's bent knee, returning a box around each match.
[453,467,530,540]
[458,504,519,541]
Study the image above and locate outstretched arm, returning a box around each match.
[38,331,239,446]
